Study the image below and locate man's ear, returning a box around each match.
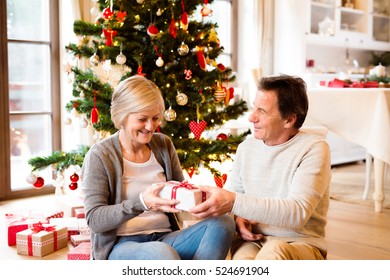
[284,114,297,128]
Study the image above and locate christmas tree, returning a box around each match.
[28,0,249,188]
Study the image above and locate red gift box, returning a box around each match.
[6,210,64,246]
[67,242,91,260]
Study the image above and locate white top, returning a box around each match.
[229,131,331,257]
[117,152,171,236]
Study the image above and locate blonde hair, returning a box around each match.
[110,76,165,129]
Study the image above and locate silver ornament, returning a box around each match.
[26,173,37,184]
[156,56,164,67]
[80,117,88,128]
[116,52,127,65]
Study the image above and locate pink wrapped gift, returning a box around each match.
[67,242,91,260]
[158,181,207,211]
[16,223,68,257]
[77,218,90,235]
[74,208,85,219]
[70,234,91,247]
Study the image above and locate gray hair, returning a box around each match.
[110,76,165,129]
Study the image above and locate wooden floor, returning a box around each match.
[1,163,390,260]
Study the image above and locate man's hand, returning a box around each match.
[141,183,181,213]
[189,186,236,218]
[236,217,263,241]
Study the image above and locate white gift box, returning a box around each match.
[157,181,207,211]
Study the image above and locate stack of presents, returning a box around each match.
[5,180,208,260]
[6,195,91,260]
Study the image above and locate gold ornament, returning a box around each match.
[176,92,188,106]
[164,106,177,121]
[177,42,189,56]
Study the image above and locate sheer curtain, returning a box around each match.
[236,0,274,109]
[59,0,95,151]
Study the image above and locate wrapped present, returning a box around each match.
[6,210,63,246]
[71,234,91,247]
[67,242,91,260]
[158,181,207,211]
[7,219,42,246]
[77,218,90,235]
[56,195,84,217]
[74,208,85,219]
[49,217,79,240]
[16,223,68,257]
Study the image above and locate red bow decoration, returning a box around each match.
[31,222,56,234]
[28,222,58,256]
[103,28,117,46]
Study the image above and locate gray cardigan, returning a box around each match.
[81,132,185,260]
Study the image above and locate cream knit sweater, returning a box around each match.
[228,131,331,257]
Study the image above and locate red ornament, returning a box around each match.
[187,168,195,178]
[214,174,227,188]
[217,63,226,71]
[201,1,212,17]
[224,87,234,106]
[91,91,99,124]
[147,23,159,37]
[70,173,79,183]
[189,120,207,141]
[184,69,192,80]
[33,177,45,189]
[169,18,177,38]
[69,182,78,190]
[116,10,127,22]
[103,28,117,46]
[180,0,188,31]
[102,7,114,20]
[136,65,146,76]
[216,133,228,140]
[197,50,207,70]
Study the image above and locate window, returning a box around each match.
[0,0,60,200]
[0,0,234,200]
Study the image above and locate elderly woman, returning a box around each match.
[81,75,235,260]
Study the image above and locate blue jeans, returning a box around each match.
[108,215,235,260]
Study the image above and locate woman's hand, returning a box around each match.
[235,217,263,241]
[141,183,181,213]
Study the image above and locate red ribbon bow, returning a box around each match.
[170,181,206,208]
[31,222,56,234]
[27,222,58,256]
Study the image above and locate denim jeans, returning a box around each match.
[108,215,235,260]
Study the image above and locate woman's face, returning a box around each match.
[122,105,161,145]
